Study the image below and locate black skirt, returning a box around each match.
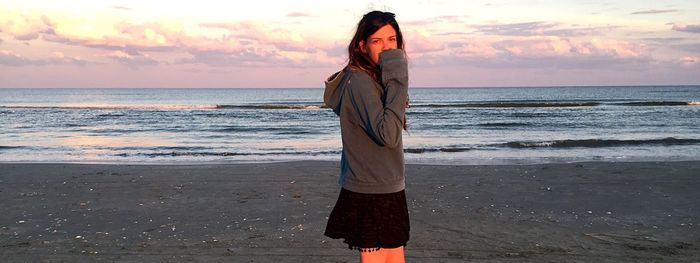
[324,188,410,252]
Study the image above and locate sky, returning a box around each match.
[0,0,699,88]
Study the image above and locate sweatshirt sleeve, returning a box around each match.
[346,49,408,148]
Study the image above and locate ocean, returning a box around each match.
[0,86,698,164]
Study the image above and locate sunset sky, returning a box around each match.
[1,0,699,88]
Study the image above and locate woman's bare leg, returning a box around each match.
[360,249,387,263]
[360,247,405,263]
[385,246,405,263]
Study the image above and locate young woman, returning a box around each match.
[323,11,409,263]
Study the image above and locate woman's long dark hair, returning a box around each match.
[347,11,408,130]
[347,11,405,82]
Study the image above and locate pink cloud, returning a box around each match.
[200,21,323,52]
[493,36,647,59]
[679,56,698,65]
[286,12,313,18]
[2,12,338,68]
[404,31,446,54]
[417,36,651,69]
[452,39,499,58]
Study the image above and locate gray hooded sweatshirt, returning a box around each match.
[323,49,408,194]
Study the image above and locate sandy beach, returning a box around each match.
[0,161,698,262]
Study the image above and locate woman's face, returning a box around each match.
[361,24,398,65]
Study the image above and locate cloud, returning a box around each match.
[0,50,93,66]
[404,30,446,54]
[286,12,313,18]
[450,39,499,58]
[671,23,700,34]
[403,15,468,26]
[48,52,91,66]
[675,43,700,53]
[641,37,688,43]
[112,6,132,11]
[42,21,184,53]
[0,12,53,41]
[192,21,343,67]
[473,21,558,36]
[199,21,317,52]
[177,48,280,67]
[0,50,35,66]
[630,9,678,15]
[414,36,650,69]
[679,56,698,65]
[105,50,158,66]
[471,21,616,37]
[1,11,340,68]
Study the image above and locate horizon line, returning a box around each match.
[1,84,699,89]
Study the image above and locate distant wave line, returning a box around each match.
[412,102,601,108]
[410,101,699,108]
[118,150,342,157]
[502,137,700,149]
[615,101,700,106]
[0,105,219,110]
[215,104,324,110]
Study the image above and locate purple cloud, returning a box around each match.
[0,50,35,66]
[672,23,700,33]
[675,43,700,53]
[105,51,158,67]
[471,22,615,37]
[0,50,94,66]
[641,37,688,43]
[176,48,279,67]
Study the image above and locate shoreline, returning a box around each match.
[1,160,698,262]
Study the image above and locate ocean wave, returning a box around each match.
[404,146,472,153]
[616,101,698,106]
[110,146,214,151]
[503,137,700,148]
[0,146,25,150]
[412,101,601,108]
[215,104,324,110]
[117,149,341,157]
[478,122,529,127]
[410,100,699,108]
[0,105,218,110]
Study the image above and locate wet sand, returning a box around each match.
[1,161,698,262]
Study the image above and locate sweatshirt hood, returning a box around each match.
[323,68,347,115]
